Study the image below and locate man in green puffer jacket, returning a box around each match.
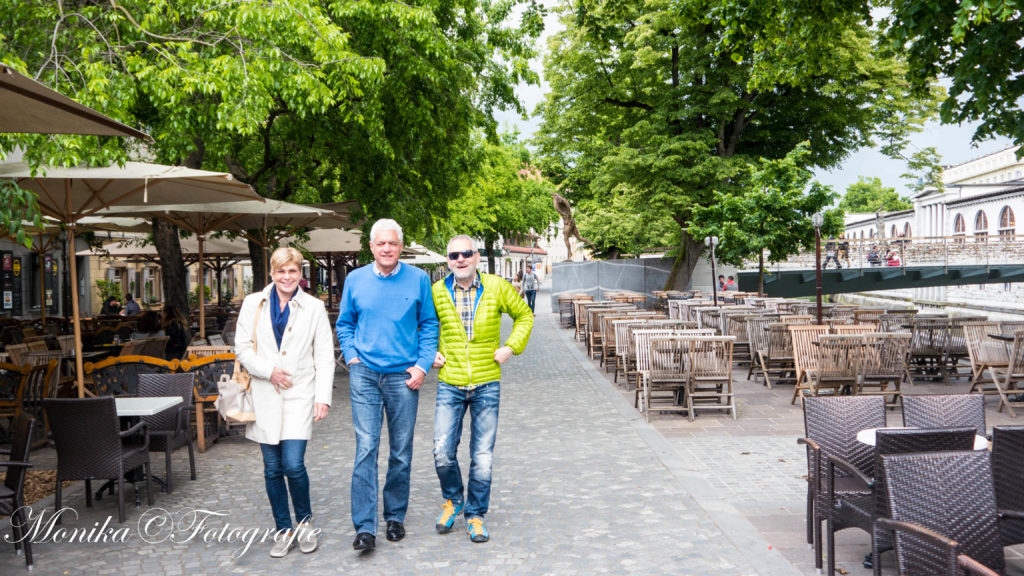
[430,234,533,544]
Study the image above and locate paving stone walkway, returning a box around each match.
[5,282,1024,575]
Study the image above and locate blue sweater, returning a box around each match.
[336,263,439,375]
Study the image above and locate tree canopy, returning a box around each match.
[689,143,843,293]
[839,176,913,213]
[1,0,544,307]
[534,0,935,290]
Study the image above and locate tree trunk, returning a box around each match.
[152,218,189,314]
[486,236,497,274]
[248,239,267,292]
[663,228,704,291]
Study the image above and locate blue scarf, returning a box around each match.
[269,288,293,350]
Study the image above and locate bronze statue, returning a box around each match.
[553,191,595,260]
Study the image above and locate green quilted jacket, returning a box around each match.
[432,272,534,387]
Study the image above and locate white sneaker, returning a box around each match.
[270,530,296,558]
[296,520,318,553]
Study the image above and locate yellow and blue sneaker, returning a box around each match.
[467,517,489,543]
[435,499,464,533]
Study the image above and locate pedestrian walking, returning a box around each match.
[335,218,439,552]
[234,246,335,558]
[522,265,539,312]
[431,235,534,543]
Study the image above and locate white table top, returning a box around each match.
[115,396,182,417]
[857,427,988,450]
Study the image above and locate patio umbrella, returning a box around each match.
[401,242,448,265]
[0,64,149,138]
[0,161,260,396]
[95,199,343,338]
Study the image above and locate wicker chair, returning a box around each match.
[790,324,829,404]
[686,336,736,421]
[138,373,196,493]
[43,397,153,523]
[180,353,235,452]
[84,355,179,396]
[876,450,1009,576]
[0,413,35,570]
[798,396,885,570]
[988,331,1024,417]
[826,427,978,576]
[901,393,986,438]
[19,360,58,448]
[991,425,1024,549]
[859,333,911,407]
[0,361,29,441]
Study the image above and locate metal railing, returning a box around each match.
[753,234,1024,272]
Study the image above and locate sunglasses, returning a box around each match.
[448,249,476,260]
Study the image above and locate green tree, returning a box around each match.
[436,135,558,273]
[881,0,1024,146]
[534,0,935,291]
[901,147,945,196]
[689,143,843,293]
[839,177,912,213]
[575,191,678,260]
[1,0,543,308]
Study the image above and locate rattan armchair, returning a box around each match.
[84,355,179,396]
[138,373,196,493]
[43,397,153,523]
[826,427,978,576]
[0,413,35,571]
[991,425,1024,548]
[0,361,29,440]
[19,359,58,447]
[901,393,987,438]
[876,450,1011,576]
[799,396,885,571]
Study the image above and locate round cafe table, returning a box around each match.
[856,426,989,450]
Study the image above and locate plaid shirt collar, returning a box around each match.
[453,274,481,339]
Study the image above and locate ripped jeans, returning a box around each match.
[433,380,500,519]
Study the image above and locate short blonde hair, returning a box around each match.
[270,246,304,273]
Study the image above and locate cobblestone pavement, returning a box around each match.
[5,283,1024,575]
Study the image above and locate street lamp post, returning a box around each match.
[812,212,824,324]
[705,235,719,304]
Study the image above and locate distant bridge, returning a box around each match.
[735,234,1024,297]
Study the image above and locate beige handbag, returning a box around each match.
[215,300,263,423]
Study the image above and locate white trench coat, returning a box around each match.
[234,284,335,444]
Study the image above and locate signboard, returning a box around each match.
[0,252,10,315]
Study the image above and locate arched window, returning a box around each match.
[998,206,1015,240]
[860,230,864,239]
[890,224,897,238]
[903,223,911,238]
[953,213,965,244]
[975,210,989,242]
[870,229,875,238]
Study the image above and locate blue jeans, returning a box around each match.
[348,362,419,535]
[259,440,312,532]
[524,289,537,312]
[433,381,500,519]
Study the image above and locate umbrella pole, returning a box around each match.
[327,255,334,308]
[38,234,46,323]
[68,225,85,397]
[198,234,206,340]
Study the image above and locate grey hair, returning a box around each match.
[369,218,404,244]
[446,234,476,252]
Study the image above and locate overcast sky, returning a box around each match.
[493,2,1015,199]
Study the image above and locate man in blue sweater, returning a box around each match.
[336,218,439,552]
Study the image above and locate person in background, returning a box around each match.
[235,246,334,558]
[521,265,539,312]
[100,295,121,315]
[717,275,726,291]
[121,293,141,316]
[511,272,523,296]
[725,276,738,291]
[133,310,164,340]
[823,236,842,269]
[162,304,190,360]
[886,249,901,267]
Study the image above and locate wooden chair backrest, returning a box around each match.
[690,336,735,380]
[789,325,829,380]
[963,322,1005,367]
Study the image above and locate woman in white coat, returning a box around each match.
[234,246,335,558]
